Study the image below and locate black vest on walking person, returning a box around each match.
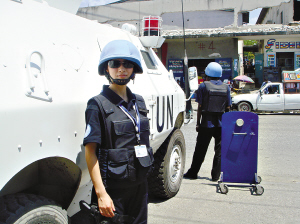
[93,93,154,189]
[202,81,228,114]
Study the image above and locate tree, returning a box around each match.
[243,40,258,60]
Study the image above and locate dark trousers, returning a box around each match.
[92,181,148,224]
[188,127,222,179]
[107,181,148,224]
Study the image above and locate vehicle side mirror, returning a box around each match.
[188,66,198,91]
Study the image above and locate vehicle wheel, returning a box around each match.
[0,193,68,224]
[148,129,186,199]
[237,102,252,112]
[219,183,229,194]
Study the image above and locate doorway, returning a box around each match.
[277,52,294,71]
[188,59,214,83]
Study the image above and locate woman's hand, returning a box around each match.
[98,192,115,218]
[85,143,115,218]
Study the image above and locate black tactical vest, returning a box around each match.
[202,81,228,114]
[93,93,153,189]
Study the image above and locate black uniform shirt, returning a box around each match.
[83,85,136,147]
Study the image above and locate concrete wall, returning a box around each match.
[161,11,243,30]
[261,1,293,25]
[166,38,238,60]
[104,10,243,33]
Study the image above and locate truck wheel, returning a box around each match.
[148,129,186,199]
[237,102,251,112]
[0,194,68,224]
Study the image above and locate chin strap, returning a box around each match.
[105,74,135,86]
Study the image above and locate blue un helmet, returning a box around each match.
[98,40,143,85]
[205,62,222,78]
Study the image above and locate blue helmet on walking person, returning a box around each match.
[205,62,222,78]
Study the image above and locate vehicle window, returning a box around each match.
[284,83,300,93]
[268,85,280,94]
[141,51,156,70]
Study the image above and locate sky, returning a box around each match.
[79,0,121,7]
[249,8,262,25]
[79,0,262,25]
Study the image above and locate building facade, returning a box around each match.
[257,0,300,25]
[256,0,300,83]
[77,0,298,86]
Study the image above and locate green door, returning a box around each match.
[255,53,264,87]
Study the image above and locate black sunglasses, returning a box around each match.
[108,60,134,69]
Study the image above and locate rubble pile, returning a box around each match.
[162,24,300,38]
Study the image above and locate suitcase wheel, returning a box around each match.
[254,185,264,195]
[219,183,229,194]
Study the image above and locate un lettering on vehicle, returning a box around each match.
[156,95,173,133]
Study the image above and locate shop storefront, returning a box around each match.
[160,25,300,89]
[164,38,238,86]
[263,37,300,82]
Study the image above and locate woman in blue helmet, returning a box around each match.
[83,40,153,224]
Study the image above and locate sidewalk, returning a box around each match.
[191,99,198,111]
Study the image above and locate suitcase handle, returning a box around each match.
[232,132,255,135]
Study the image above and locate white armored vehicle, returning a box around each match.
[0,0,196,222]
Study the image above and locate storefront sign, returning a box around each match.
[168,59,183,75]
[215,58,232,80]
[282,71,300,82]
[168,59,184,87]
[295,53,300,70]
[265,39,300,52]
[233,59,238,71]
[267,53,276,67]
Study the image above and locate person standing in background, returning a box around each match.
[184,62,231,181]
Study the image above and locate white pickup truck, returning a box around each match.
[231,82,300,112]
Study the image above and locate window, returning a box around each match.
[284,83,300,93]
[268,85,280,94]
[141,51,156,70]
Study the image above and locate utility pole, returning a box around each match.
[181,0,192,119]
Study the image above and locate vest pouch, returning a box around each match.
[136,146,154,167]
[107,148,136,181]
[137,147,154,179]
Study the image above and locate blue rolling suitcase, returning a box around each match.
[218,111,264,195]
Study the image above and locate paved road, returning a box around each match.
[148,113,300,224]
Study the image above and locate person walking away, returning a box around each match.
[261,78,271,94]
[184,62,231,181]
[83,39,153,224]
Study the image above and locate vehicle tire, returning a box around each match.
[0,193,68,224]
[237,102,252,112]
[148,129,186,199]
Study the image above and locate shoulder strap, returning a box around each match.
[203,81,212,90]
[93,94,113,149]
[135,94,149,114]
